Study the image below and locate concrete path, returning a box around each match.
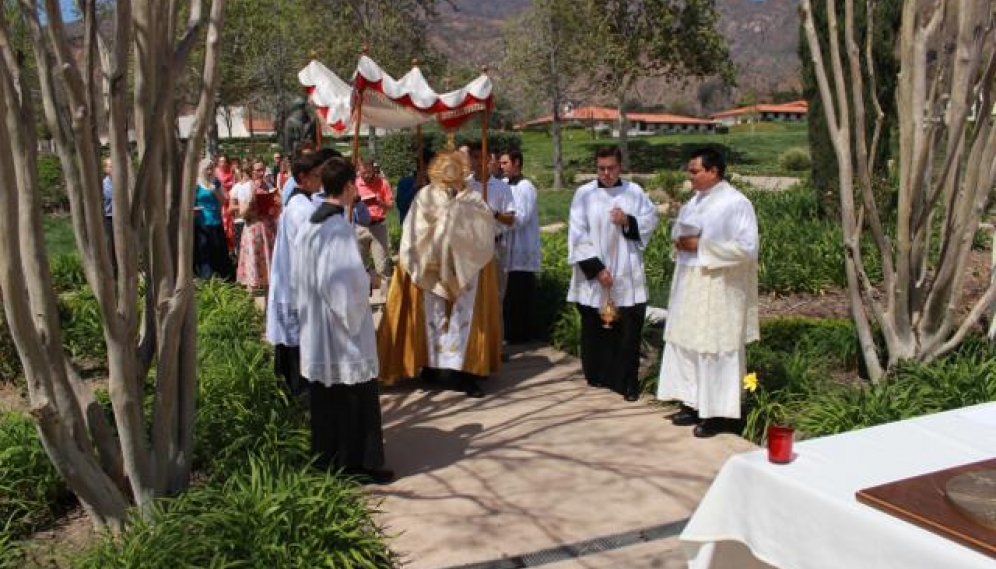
[372,344,755,569]
[731,175,800,192]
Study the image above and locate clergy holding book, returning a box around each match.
[657,148,759,438]
[567,146,659,402]
[291,156,392,484]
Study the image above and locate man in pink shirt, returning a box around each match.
[355,158,394,281]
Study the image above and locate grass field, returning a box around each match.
[518,121,809,190]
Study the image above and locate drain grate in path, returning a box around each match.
[436,518,688,569]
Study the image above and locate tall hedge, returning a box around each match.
[375,130,522,181]
[800,0,901,218]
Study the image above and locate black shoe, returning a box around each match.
[461,378,485,398]
[693,418,728,438]
[624,390,640,402]
[345,467,395,485]
[587,378,606,389]
[670,406,701,426]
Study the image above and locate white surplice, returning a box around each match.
[657,180,759,418]
[292,207,378,386]
[505,177,541,273]
[566,179,659,308]
[265,192,317,347]
[398,183,496,373]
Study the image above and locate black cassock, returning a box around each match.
[577,302,646,399]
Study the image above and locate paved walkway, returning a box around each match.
[372,344,755,569]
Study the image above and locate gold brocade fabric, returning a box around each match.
[376,261,502,385]
[399,152,494,302]
[379,150,500,384]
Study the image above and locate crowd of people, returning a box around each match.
[180,140,758,483]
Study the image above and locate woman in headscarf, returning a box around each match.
[194,158,234,280]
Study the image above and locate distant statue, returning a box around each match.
[283,97,316,153]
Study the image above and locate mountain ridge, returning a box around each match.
[430,0,802,113]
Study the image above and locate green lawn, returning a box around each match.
[518,121,809,190]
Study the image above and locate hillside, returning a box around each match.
[430,0,802,112]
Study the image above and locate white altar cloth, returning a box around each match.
[681,402,996,569]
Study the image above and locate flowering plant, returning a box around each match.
[742,372,758,393]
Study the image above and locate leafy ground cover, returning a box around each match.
[1,275,393,568]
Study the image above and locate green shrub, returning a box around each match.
[195,280,309,474]
[38,154,68,212]
[645,169,687,196]
[0,307,20,384]
[375,130,522,182]
[0,532,22,569]
[640,224,676,307]
[534,230,571,342]
[458,131,522,158]
[375,130,448,181]
[75,458,395,569]
[741,318,860,442]
[0,413,71,541]
[58,287,106,366]
[50,252,87,293]
[779,147,811,172]
[749,186,884,294]
[550,305,581,357]
[740,317,996,443]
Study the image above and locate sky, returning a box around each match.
[59,0,80,21]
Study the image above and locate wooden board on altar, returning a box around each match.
[856,458,996,559]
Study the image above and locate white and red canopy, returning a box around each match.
[299,55,494,134]
[298,60,353,134]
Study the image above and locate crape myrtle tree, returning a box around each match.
[586,0,733,171]
[0,0,224,530]
[800,0,996,380]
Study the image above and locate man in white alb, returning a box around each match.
[657,148,759,438]
[568,146,659,402]
[466,142,515,362]
[266,150,336,395]
[499,148,541,344]
[292,156,392,483]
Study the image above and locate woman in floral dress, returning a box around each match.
[236,159,281,311]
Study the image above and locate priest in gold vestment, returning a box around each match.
[377,150,502,397]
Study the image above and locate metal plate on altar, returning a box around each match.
[946,469,996,530]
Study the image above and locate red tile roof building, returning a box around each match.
[709,100,808,125]
[517,106,717,134]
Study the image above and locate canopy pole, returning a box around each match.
[481,107,490,204]
[416,125,425,186]
[351,94,364,167]
[348,94,364,226]
[315,117,322,148]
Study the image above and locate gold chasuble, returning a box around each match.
[377,151,502,384]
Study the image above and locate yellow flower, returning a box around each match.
[742,372,758,393]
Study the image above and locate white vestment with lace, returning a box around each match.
[657,181,759,418]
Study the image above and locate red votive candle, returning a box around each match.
[767,425,794,464]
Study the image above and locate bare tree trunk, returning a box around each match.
[801,0,996,379]
[550,98,564,190]
[546,9,564,190]
[0,0,226,529]
[617,91,630,172]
